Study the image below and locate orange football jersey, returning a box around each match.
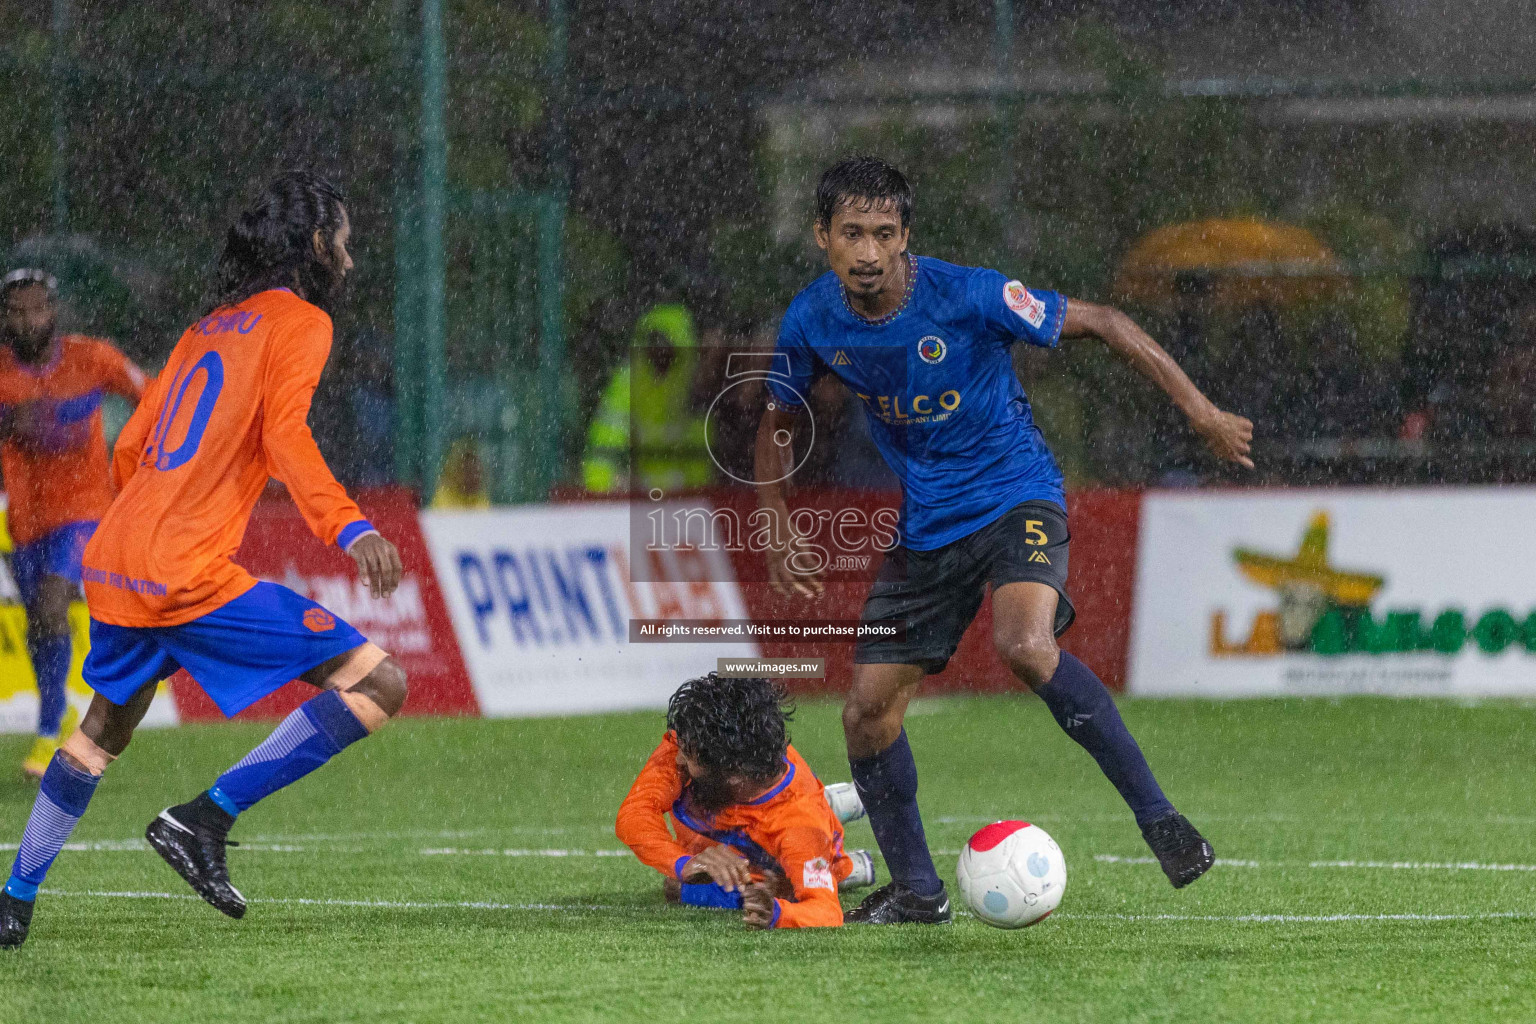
[83,289,368,627]
[616,731,853,928]
[0,335,145,547]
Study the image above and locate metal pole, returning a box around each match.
[420,0,449,504]
[391,0,421,490]
[50,0,71,231]
[993,0,1014,253]
[536,0,569,497]
[536,196,566,499]
[546,0,569,186]
[992,0,1014,78]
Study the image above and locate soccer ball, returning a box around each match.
[955,821,1067,929]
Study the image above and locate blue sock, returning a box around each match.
[208,690,370,816]
[1036,652,1175,827]
[849,729,943,897]
[29,633,71,739]
[6,753,101,901]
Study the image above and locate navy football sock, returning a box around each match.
[1036,652,1175,827]
[849,729,943,897]
[6,753,101,901]
[207,690,370,817]
[29,633,71,738]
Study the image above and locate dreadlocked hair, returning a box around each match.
[211,170,347,313]
[666,673,794,783]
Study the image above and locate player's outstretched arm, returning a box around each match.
[263,316,403,598]
[615,736,699,878]
[752,405,824,599]
[1061,298,1255,470]
[98,339,148,406]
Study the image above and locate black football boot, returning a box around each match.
[145,806,246,919]
[845,881,953,924]
[1141,811,1215,889]
[0,890,34,948]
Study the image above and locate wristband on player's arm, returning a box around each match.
[337,520,378,552]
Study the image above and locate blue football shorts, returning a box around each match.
[82,581,368,716]
[11,519,97,608]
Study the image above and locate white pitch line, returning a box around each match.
[1312,860,1536,872]
[1095,854,1536,873]
[0,840,308,853]
[1055,911,1536,924]
[243,827,582,842]
[0,842,634,858]
[39,888,617,912]
[34,888,1536,925]
[420,848,630,858]
[875,811,1536,828]
[18,842,1536,875]
[1089,855,1265,868]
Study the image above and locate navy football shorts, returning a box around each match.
[854,499,1074,675]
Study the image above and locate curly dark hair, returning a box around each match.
[211,170,348,313]
[666,673,794,784]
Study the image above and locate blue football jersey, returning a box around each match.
[767,254,1067,551]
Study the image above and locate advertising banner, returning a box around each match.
[1130,488,1536,697]
[423,501,759,716]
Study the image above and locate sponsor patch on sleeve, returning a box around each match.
[1005,280,1047,329]
[802,856,835,892]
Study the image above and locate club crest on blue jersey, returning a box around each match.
[917,336,946,364]
[1005,281,1047,329]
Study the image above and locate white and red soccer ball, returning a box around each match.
[955,820,1067,929]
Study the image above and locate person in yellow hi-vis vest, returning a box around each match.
[431,436,492,510]
[582,303,713,494]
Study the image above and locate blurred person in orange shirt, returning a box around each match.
[0,268,145,780]
[1,172,409,949]
[616,672,875,929]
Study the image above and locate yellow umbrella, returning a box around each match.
[1113,217,1346,312]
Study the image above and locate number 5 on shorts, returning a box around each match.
[1025,520,1048,546]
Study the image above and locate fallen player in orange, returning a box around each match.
[616,672,874,928]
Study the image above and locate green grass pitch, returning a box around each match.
[2,695,1535,1022]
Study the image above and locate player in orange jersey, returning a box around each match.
[0,268,145,780]
[616,673,876,929]
[1,172,408,948]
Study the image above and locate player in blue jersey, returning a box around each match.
[754,157,1253,924]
